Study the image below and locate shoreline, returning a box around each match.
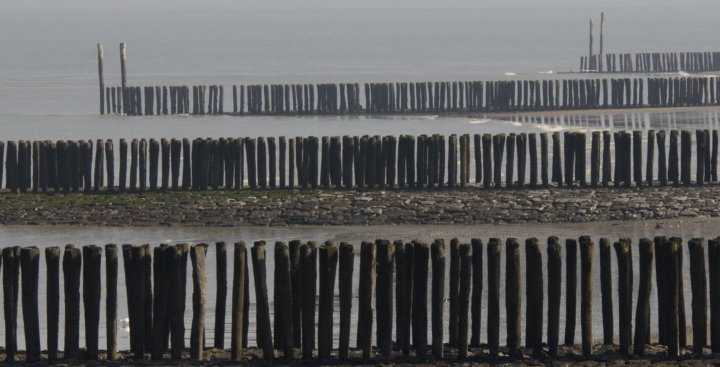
[1,185,718,227]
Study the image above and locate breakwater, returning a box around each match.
[1,129,719,193]
[99,76,720,116]
[97,41,720,117]
[581,51,720,73]
[0,236,716,362]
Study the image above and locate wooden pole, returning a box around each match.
[82,245,102,360]
[357,241,375,359]
[20,247,40,362]
[615,239,632,355]
[448,238,459,346]
[471,239,483,347]
[191,243,209,360]
[376,240,394,359]
[46,247,60,361]
[3,247,19,361]
[506,238,521,356]
[301,242,318,359]
[458,243,472,360]
[600,238,613,344]
[412,241,429,357]
[338,243,354,359]
[214,242,227,350]
[689,238,707,355]
[525,238,543,357]
[275,242,294,360]
[579,236,593,357]
[317,242,338,359]
[230,242,246,361]
[120,43,127,115]
[62,245,81,359]
[487,238,501,356]
[708,238,720,352]
[97,43,104,114]
[431,239,445,358]
[547,236,561,356]
[105,244,118,360]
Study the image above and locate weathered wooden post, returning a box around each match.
[563,132,575,187]
[274,242,293,359]
[122,245,143,359]
[97,43,105,114]
[591,131,600,186]
[20,247,40,362]
[708,238,720,352]
[169,244,188,359]
[474,134,483,185]
[82,245,102,360]
[249,242,273,360]
[482,134,492,188]
[634,238,654,355]
[376,240,394,359]
[301,242,318,359]
[317,242,338,359]
[506,133,515,187]
[579,236,593,356]
[120,43,127,115]
[458,243,472,360]
[431,240,446,358]
[358,241,375,359]
[212,242,227,351]
[63,245,81,359]
[493,134,506,188]
[288,240,302,348]
[338,243,354,359]
[413,241,429,357]
[471,239,483,347]
[689,238,707,355]
[681,130,692,185]
[45,247,60,361]
[2,247,19,361]
[230,242,247,361]
[615,239,632,355]
[552,132,563,186]
[506,238,521,356]
[104,244,118,360]
[525,238,543,357]
[565,239,577,345]
[657,130,667,186]
[667,238,680,356]
[677,237,687,349]
[487,238,501,356]
[448,238,459,346]
[191,243,209,360]
[547,237,561,356]
[599,238,613,345]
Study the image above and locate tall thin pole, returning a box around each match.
[97,43,104,115]
[120,42,127,115]
[599,13,604,72]
[588,19,594,72]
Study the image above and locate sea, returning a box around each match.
[0,0,718,351]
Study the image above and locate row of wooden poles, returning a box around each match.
[2,129,720,192]
[2,236,720,361]
[580,52,720,73]
[100,76,720,116]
